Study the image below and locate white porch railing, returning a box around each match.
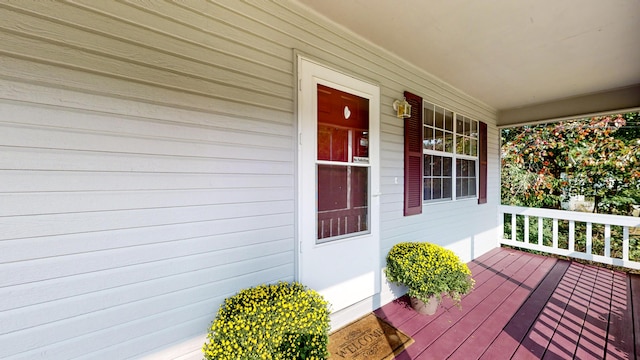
[499,205,640,270]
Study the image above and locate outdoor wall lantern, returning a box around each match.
[393,97,411,118]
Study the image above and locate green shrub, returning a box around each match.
[385,242,474,304]
[202,282,330,360]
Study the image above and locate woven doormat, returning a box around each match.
[328,313,414,360]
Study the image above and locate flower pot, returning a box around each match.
[410,295,439,315]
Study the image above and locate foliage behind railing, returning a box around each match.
[499,205,640,270]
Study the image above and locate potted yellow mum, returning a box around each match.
[203,282,330,359]
[385,242,474,315]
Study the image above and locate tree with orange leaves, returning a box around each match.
[501,112,640,214]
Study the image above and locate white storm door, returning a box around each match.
[297,57,380,312]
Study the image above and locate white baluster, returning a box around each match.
[586,222,592,255]
[569,220,575,252]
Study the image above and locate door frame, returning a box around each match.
[295,55,381,315]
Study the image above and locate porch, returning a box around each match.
[375,247,640,359]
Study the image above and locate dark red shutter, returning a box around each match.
[478,121,488,204]
[404,91,423,216]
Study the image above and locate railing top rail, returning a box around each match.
[499,204,640,227]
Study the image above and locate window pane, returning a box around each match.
[424,155,432,176]
[443,157,452,176]
[456,135,464,154]
[354,130,369,159]
[424,178,432,200]
[454,159,477,199]
[352,166,368,207]
[460,137,469,155]
[435,114,443,129]
[318,165,347,211]
[435,106,444,129]
[471,120,478,136]
[469,178,477,196]
[456,116,464,135]
[445,110,454,131]
[464,117,472,135]
[443,178,452,199]
[424,103,434,127]
[424,126,434,150]
[444,132,454,153]
[317,125,349,161]
[460,159,468,176]
[434,130,443,151]
[433,178,442,199]
[317,165,369,241]
[433,156,442,176]
[470,139,477,156]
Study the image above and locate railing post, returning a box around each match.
[524,215,529,243]
[511,213,516,241]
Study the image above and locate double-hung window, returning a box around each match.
[423,102,479,202]
[403,91,487,215]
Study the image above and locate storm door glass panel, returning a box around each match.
[316,84,370,242]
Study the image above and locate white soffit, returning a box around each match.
[295,0,640,112]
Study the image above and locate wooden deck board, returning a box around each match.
[447,256,558,360]
[510,261,581,359]
[631,274,640,357]
[423,254,549,359]
[376,247,639,359]
[479,259,570,360]
[574,266,611,359]
[542,262,592,359]
[606,271,635,359]
[397,250,535,357]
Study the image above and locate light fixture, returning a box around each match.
[393,97,412,118]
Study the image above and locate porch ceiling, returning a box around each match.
[295,0,640,126]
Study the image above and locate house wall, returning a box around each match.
[0,1,499,359]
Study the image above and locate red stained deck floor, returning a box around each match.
[374,247,640,359]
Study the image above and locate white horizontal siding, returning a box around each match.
[0,0,499,359]
[0,0,297,358]
[1,249,292,339]
[3,170,292,193]
[0,226,293,309]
